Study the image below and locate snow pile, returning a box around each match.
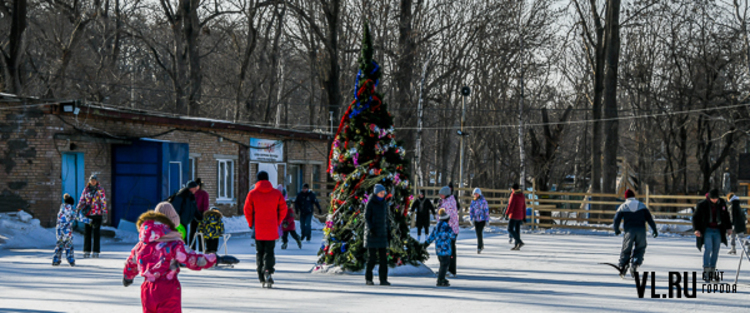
[223,215,327,234]
[0,211,56,250]
[654,219,693,233]
[311,262,434,276]
[101,226,139,244]
[223,216,252,234]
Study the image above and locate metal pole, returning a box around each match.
[518,4,526,191]
[460,95,466,193]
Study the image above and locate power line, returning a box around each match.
[27,69,656,113]
[192,102,748,131]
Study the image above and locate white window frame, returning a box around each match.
[217,159,235,203]
[188,157,196,181]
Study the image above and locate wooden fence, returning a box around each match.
[318,183,749,232]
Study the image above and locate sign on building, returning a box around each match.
[250,138,284,162]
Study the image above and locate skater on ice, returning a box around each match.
[438,185,459,277]
[53,193,91,266]
[469,188,490,254]
[77,174,107,258]
[423,208,457,287]
[198,207,225,254]
[243,171,288,288]
[726,192,747,255]
[694,189,732,282]
[612,189,658,278]
[123,211,217,313]
[168,180,200,242]
[295,183,322,243]
[364,184,391,286]
[279,185,303,250]
[506,183,526,251]
[411,189,435,243]
[191,178,210,251]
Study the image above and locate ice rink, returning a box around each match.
[1,227,749,313]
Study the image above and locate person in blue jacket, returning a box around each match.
[424,208,457,287]
[613,189,658,278]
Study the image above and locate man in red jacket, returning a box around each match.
[244,171,288,288]
[506,183,527,250]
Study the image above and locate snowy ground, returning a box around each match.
[1,222,750,312]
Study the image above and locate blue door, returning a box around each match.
[61,153,84,206]
[112,141,162,228]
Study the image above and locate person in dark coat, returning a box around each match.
[295,183,322,243]
[613,189,658,277]
[170,181,200,242]
[411,190,435,242]
[693,189,732,281]
[726,193,747,255]
[364,184,390,286]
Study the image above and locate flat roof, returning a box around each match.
[1,94,331,141]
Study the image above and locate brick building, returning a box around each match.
[0,94,330,227]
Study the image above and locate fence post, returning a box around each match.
[531,180,537,230]
[645,184,650,210]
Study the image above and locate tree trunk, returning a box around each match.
[602,0,621,199]
[395,0,416,156]
[3,0,27,94]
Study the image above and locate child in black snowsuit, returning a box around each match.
[198,208,225,254]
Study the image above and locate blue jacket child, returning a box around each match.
[424,208,457,286]
[54,193,91,266]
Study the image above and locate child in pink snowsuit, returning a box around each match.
[123,211,217,313]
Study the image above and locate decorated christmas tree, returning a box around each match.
[317,22,429,271]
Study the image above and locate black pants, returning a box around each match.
[282,230,301,244]
[84,215,102,253]
[366,247,388,283]
[449,236,457,275]
[508,219,524,245]
[619,228,647,267]
[416,222,429,237]
[256,240,276,282]
[474,221,486,249]
[205,238,219,254]
[190,219,203,251]
[438,255,450,283]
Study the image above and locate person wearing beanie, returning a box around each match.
[364,184,391,286]
[53,193,91,266]
[191,178,209,251]
[694,189,732,282]
[437,185,459,277]
[169,180,200,243]
[295,182,321,242]
[123,211,217,312]
[506,183,526,251]
[154,202,185,240]
[470,188,490,254]
[423,208,457,287]
[77,174,107,258]
[612,189,658,278]
[410,190,435,242]
[726,192,747,255]
[243,170,288,288]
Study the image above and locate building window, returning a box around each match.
[188,157,195,181]
[217,159,235,203]
[313,164,321,191]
